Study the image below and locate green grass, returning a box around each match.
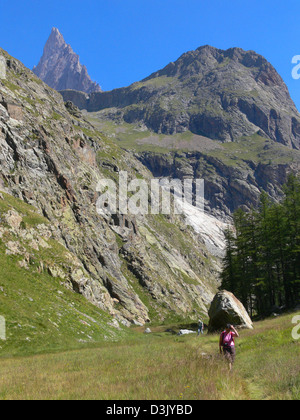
[0,238,128,357]
[87,116,300,169]
[51,111,63,121]
[1,79,20,93]
[0,192,48,227]
[0,312,298,399]
[235,314,300,399]
[206,133,297,167]
[131,75,176,90]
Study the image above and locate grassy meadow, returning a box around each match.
[0,311,299,400]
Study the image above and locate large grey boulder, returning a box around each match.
[208,290,253,331]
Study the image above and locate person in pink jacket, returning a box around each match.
[219,324,239,371]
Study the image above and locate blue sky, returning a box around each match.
[1,0,300,109]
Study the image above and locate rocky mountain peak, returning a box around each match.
[46,27,66,51]
[146,45,284,88]
[33,28,101,94]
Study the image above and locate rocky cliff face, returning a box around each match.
[33,28,101,94]
[136,147,300,220]
[0,47,222,327]
[60,45,300,149]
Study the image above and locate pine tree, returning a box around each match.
[220,175,300,317]
[221,227,238,293]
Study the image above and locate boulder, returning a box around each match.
[208,290,253,331]
[5,210,23,230]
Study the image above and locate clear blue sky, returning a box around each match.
[1,0,300,109]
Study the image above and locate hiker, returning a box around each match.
[197,319,204,336]
[219,324,239,371]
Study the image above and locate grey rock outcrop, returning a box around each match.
[208,290,253,331]
[137,151,298,219]
[0,55,6,79]
[33,28,101,94]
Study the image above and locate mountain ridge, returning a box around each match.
[60,44,300,149]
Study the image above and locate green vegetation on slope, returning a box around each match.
[0,192,128,357]
[206,133,296,167]
[87,114,299,169]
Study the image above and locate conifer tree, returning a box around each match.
[220,176,300,317]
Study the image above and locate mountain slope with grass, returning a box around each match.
[0,192,129,356]
[61,45,300,148]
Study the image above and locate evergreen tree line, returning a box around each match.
[221,174,300,317]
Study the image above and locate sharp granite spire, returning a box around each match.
[33,27,101,94]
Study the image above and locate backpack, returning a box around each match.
[221,330,235,347]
